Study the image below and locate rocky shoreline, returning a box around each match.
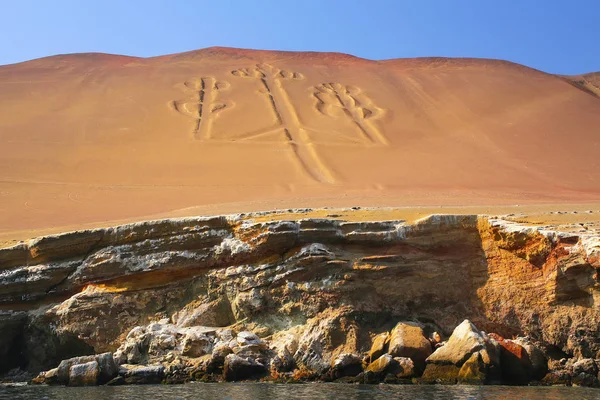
[0,209,599,388]
[27,319,600,387]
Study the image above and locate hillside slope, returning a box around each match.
[1,47,599,238]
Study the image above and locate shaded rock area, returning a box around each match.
[0,209,599,388]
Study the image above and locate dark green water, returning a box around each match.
[1,383,599,400]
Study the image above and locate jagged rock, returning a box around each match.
[2,210,600,382]
[368,332,390,363]
[95,352,118,384]
[206,344,232,372]
[572,372,600,388]
[489,334,532,384]
[172,297,234,328]
[366,354,393,375]
[236,331,266,349]
[390,357,415,379]
[512,337,548,380]
[113,327,150,365]
[119,364,165,385]
[68,361,98,386]
[223,354,266,381]
[426,320,486,366]
[293,308,359,375]
[231,289,265,320]
[162,358,192,384]
[295,349,330,376]
[572,358,599,376]
[181,331,211,358]
[457,352,486,384]
[388,322,432,372]
[423,320,498,384]
[330,353,362,379]
[541,370,571,386]
[31,367,58,385]
[269,330,299,373]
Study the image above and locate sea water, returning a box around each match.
[1,383,599,400]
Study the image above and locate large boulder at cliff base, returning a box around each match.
[95,352,118,384]
[512,337,548,381]
[488,334,532,384]
[426,320,486,366]
[570,359,600,388]
[57,355,97,385]
[329,353,363,380]
[541,370,571,386]
[572,358,599,377]
[56,353,118,386]
[68,361,99,386]
[383,357,415,383]
[423,320,499,385]
[368,332,390,363]
[120,364,165,385]
[457,352,487,385]
[388,322,432,372]
[223,354,266,381]
[366,354,394,375]
[572,372,600,388]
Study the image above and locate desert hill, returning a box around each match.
[1,47,600,241]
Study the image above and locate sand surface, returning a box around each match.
[1,47,600,245]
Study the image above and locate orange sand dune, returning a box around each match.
[1,47,600,242]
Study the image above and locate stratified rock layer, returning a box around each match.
[0,209,599,384]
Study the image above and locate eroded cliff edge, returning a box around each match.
[0,210,599,385]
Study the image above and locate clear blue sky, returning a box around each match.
[1,0,599,74]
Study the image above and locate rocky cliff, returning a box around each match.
[1,209,599,385]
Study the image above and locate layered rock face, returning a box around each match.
[0,210,599,385]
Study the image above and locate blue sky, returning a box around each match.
[1,0,599,74]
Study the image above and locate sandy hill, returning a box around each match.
[1,47,600,241]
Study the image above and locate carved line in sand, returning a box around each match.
[314,83,388,146]
[171,77,233,140]
[231,64,336,184]
[170,66,389,184]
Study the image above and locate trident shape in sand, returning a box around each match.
[171,77,232,140]
[231,64,336,184]
[172,66,388,184]
[313,83,388,146]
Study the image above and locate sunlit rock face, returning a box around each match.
[0,209,598,382]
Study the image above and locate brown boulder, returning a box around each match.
[388,322,432,372]
[366,354,394,375]
[390,357,415,379]
[541,370,571,386]
[368,332,390,363]
[68,361,99,386]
